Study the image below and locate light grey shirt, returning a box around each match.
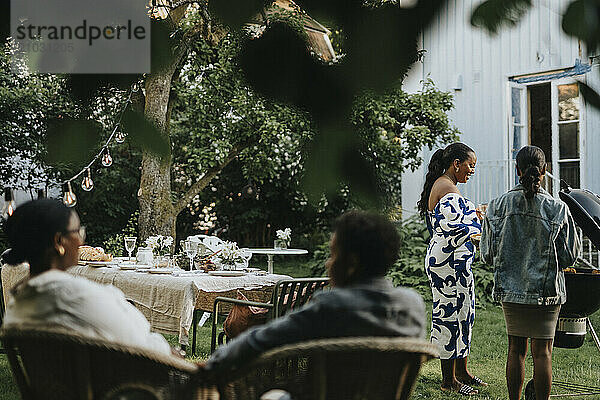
[3,269,172,355]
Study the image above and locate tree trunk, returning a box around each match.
[137,10,230,241]
[138,68,178,241]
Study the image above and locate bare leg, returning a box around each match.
[455,357,473,382]
[531,338,554,400]
[441,359,457,389]
[441,359,478,394]
[506,335,528,400]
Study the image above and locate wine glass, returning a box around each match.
[184,240,198,270]
[476,203,488,220]
[124,236,137,261]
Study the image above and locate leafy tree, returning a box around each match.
[0,40,76,194]
[352,79,460,208]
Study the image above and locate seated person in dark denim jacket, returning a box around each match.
[205,210,426,372]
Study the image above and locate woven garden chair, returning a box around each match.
[206,278,329,354]
[204,336,438,400]
[0,325,216,400]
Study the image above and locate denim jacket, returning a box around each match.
[206,277,425,372]
[481,185,581,305]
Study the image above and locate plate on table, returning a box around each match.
[119,265,139,271]
[85,261,118,267]
[145,268,175,274]
[208,270,246,277]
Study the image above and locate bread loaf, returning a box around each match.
[78,246,113,261]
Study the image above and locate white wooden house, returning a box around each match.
[402,0,600,216]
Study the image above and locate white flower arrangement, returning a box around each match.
[215,241,247,266]
[276,228,292,241]
[144,235,174,256]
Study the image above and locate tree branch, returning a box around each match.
[173,141,250,214]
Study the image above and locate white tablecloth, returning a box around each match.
[1,264,290,346]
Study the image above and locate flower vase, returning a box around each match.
[220,261,236,271]
[153,255,170,268]
[274,239,289,249]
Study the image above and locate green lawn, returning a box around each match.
[2,265,600,399]
[413,308,600,400]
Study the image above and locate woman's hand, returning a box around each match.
[475,203,488,220]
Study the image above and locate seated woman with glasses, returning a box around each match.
[2,199,172,355]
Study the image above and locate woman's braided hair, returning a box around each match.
[516,145,546,199]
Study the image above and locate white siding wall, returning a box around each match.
[401,0,599,215]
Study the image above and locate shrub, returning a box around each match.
[309,214,496,307]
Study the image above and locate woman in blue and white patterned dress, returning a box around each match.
[417,143,485,396]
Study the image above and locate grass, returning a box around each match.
[413,307,600,400]
[2,261,599,399]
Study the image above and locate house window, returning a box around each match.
[556,83,581,189]
[509,77,584,196]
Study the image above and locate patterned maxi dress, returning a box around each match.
[425,193,481,359]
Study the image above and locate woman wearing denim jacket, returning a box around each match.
[481,146,580,400]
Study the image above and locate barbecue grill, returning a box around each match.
[525,186,600,399]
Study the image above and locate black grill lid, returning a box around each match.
[559,187,600,248]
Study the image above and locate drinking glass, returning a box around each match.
[184,240,198,270]
[124,236,137,261]
[476,203,488,220]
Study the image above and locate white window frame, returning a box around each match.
[507,76,586,197]
[551,78,586,196]
[508,81,528,187]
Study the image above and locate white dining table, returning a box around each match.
[247,248,309,274]
[1,263,290,347]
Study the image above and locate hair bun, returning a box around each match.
[1,248,26,265]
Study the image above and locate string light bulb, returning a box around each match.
[101,148,113,167]
[115,130,127,144]
[62,182,77,208]
[81,169,94,192]
[2,188,15,219]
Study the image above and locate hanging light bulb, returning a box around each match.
[132,82,139,92]
[101,148,113,167]
[81,169,94,192]
[62,182,77,208]
[2,188,16,219]
[115,130,127,144]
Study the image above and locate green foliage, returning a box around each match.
[101,210,140,257]
[308,240,330,277]
[471,0,600,110]
[352,79,459,207]
[0,40,77,190]
[309,215,496,306]
[470,0,532,34]
[387,216,432,302]
[472,258,496,306]
[562,0,600,52]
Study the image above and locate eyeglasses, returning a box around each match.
[64,226,86,242]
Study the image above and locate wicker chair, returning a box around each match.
[207,278,330,353]
[0,325,213,400]
[208,336,438,400]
